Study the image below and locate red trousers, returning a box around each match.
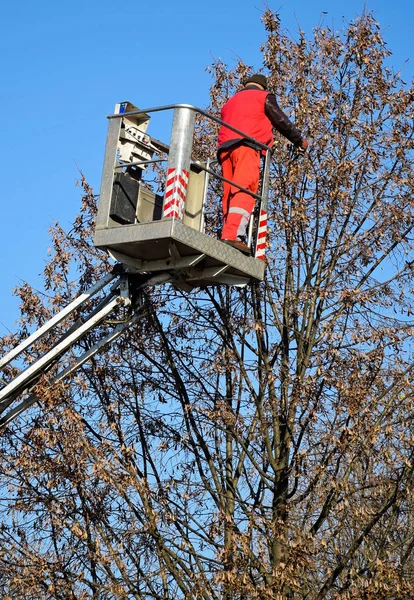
[220,145,261,240]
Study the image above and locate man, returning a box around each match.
[218,73,308,254]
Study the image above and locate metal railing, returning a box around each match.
[97,102,272,255]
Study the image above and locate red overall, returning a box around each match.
[220,145,261,240]
[218,89,274,241]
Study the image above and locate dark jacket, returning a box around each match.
[218,85,303,156]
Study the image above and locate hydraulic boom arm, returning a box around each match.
[0,267,167,430]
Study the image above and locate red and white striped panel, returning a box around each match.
[255,210,267,260]
[163,168,189,220]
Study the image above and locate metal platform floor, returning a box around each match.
[94,219,265,288]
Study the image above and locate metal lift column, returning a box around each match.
[163,107,195,220]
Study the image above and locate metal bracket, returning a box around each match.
[108,249,206,273]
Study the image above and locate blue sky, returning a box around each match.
[0,0,412,333]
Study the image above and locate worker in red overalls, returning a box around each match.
[218,73,308,255]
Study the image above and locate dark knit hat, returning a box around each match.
[244,74,268,90]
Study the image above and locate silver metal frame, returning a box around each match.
[94,102,272,286]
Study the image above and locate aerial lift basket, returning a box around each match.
[94,102,272,289]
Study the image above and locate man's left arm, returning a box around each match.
[265,94,304,147]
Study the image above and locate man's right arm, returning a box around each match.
[265,94,305,147]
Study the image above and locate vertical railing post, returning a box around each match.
[95,104,124,231]
[199,157,212,232]
[254,148,271,260]
[162,107,195,220]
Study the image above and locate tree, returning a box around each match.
[1,9,414,600]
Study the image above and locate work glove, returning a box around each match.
[296,138,309,154]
